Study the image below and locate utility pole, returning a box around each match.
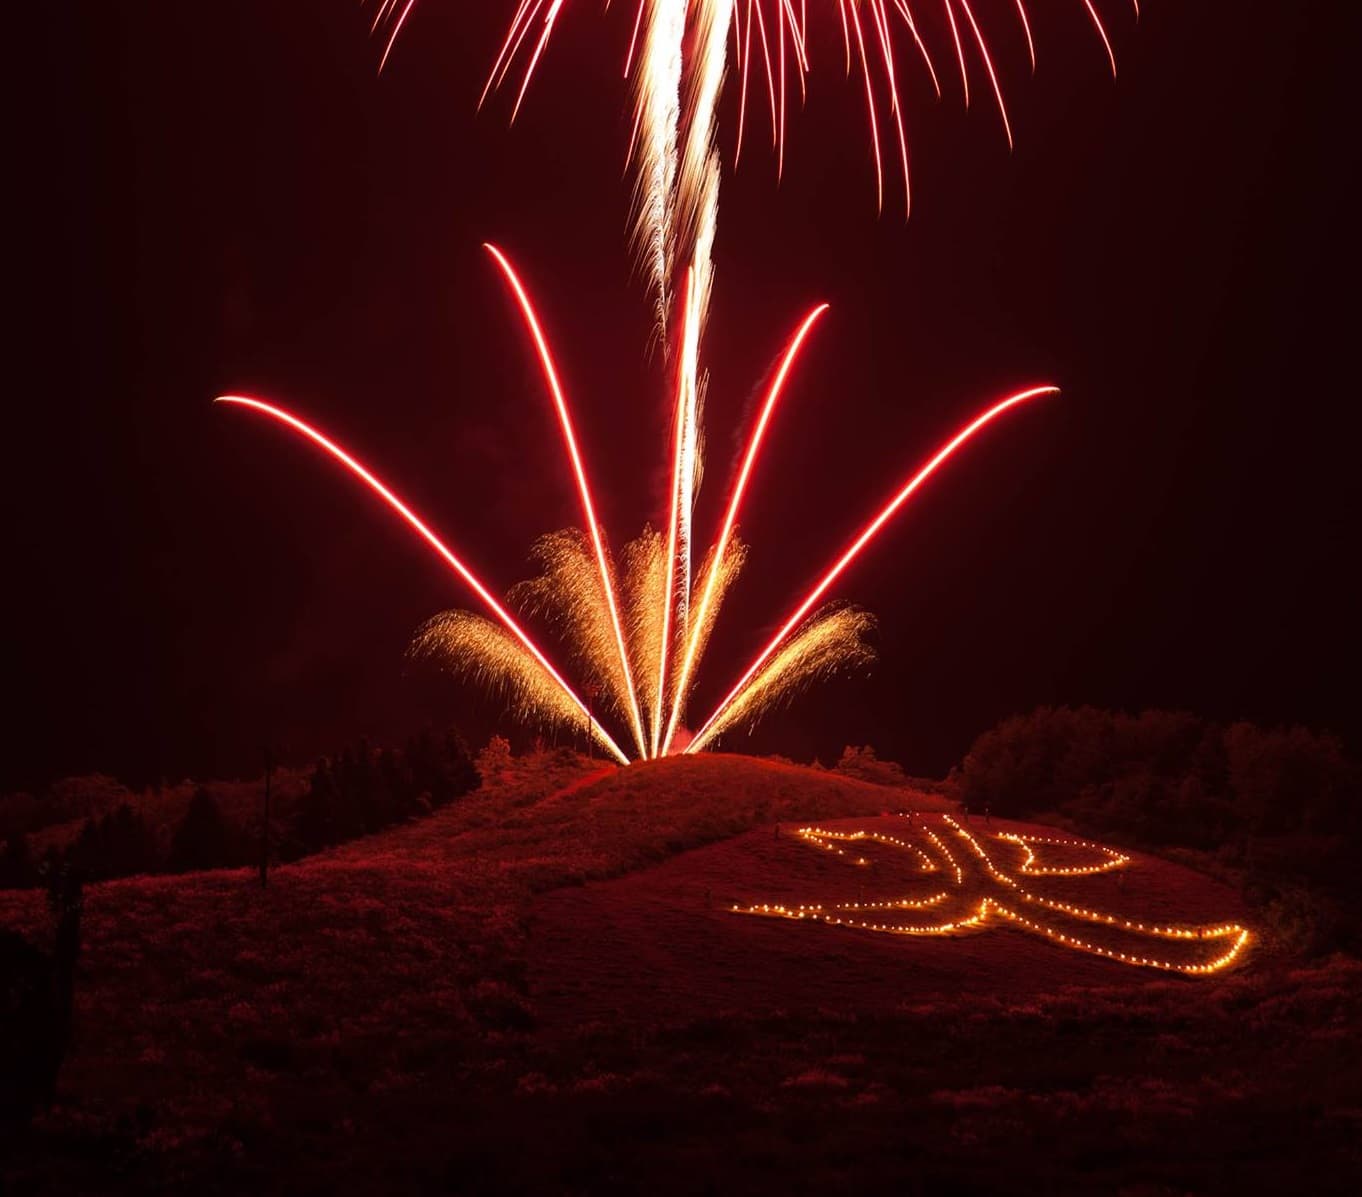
[259,745,273,888]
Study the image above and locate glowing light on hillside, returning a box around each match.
[735,811,1252,975]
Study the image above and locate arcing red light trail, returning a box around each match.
[659,300,829,757]
[213,395,631,764]
[484,244,650,759]
[685,384,1058,753]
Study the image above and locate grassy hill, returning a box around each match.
[3,754,1359,1194]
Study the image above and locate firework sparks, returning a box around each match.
[698,603,877,744]
[369,3,1133,319]
[421,521,755,754]
[410,609,588,733]
[508,529,632,716]
[619,525,669,725]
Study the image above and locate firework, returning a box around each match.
[218,6,1117,757]
[373,1,1119,751]
[415,520,754,753]
[219,372,1052,757]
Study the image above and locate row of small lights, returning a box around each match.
[796,826,936,871]
[943,816,1252,973]
[982,900,1252,975]
[741,892,948,916]
[921,827,963,885]
[731,812,1251,976]
[893,813,964,885]
[736,814,991,936]
[943,815,1020,889]
[733,896,979,937]
[994,830,1129,876]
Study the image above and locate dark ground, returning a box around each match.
[3,755,1358,1194]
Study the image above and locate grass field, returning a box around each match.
[3,754,1359,1194]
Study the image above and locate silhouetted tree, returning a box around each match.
[0,835,36,889]
[476,735,513,787]
[295,759,339,852]
[259,747,273,888]
[444,730,478,799]
[0,863,83,1125]
[835,745,907,787]
[350,738,394,833]
[332,747,367,840]
[102,805,158,877]
[168,788,234,873]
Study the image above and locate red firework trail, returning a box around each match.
[686,383,1059,753]
[484,243,651,759]
[213,395,632,765]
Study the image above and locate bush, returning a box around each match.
[68,805,159,880]
[0,835,36,889]
[476,736,514,787]
[834,746,907,788]
[168,789,240,873]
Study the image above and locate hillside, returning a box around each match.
[3,754,1359,1194]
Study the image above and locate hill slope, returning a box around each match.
[2,754,1359,1194]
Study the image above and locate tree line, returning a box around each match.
[959,707,1360,953]
[0,729,481,890]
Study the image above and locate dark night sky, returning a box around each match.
[9,2,1356,790]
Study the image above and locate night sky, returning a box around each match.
[11,1,1354,791]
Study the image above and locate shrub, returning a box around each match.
[476,735,514,787]
[0,835,37,889]
[834,746,906,787]
[168,789,239,873]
